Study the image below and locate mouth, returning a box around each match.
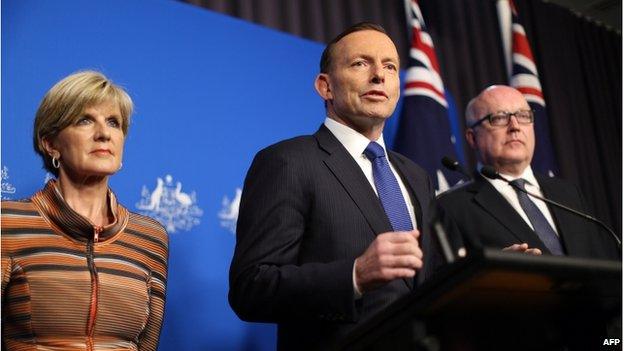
[91,149,113,155]
[361,90,388,99]
[505,139,524,146]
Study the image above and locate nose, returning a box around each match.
[507,115,521,131]
[370,63,385,84]
[94,120,111,141]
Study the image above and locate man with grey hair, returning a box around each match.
[437,85,618,259]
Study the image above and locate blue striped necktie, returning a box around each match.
[510,179,564,255]
[364,142,413,231]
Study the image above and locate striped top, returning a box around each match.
[2,180,169,351]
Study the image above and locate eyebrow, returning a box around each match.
[350,54,399,64]
[78,112,121,120]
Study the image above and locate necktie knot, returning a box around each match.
[510,178,528,191]
[364,142,385,161]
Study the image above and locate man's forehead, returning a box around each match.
[335,30,399,59]
[481,88,529,111]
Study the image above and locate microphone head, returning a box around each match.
[480,166,500,180]
[441,156,459,171]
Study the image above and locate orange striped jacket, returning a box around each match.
[2,180,169,351]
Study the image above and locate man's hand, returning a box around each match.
[503,243,542,255]
[354,230,422,294]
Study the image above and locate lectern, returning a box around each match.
[337,249,621,351]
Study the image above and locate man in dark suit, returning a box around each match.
[229,23,437,350]
[437,85,619,260]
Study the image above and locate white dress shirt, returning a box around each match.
[324,117,418,298]
[324,117,417,228]
[482,166,559,236]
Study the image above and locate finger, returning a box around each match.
[502,244,520,251]
[379,254,423,269]
[409,229,420,240]
[379,242,422,258]
[382,231,419,244]
[379,267,417,280]
[525,248,542,255]
[503,243,528,252]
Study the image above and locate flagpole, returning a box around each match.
[497,0,513,77]
[404,0,412,39]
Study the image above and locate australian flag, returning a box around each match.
[393,0,463,193]
[500,0,559,174]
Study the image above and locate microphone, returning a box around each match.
[480,165,501,181]
[427,200,456,264]
[441,156,473,180]
[480,165,622,248]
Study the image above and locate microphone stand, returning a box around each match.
[480,166,622,248]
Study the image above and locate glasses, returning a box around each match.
[470,110,535,128]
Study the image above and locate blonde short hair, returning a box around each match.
[33,70,133,175]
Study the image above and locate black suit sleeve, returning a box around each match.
[228,147,359,323]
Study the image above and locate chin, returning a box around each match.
[506,150,529,159]
[363,110,392,120]
[84,167,118,177]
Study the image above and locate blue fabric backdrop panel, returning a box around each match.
[2,0,404,349]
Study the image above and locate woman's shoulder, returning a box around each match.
[1,198,38,216]
[1,198,45,255]
[125,210,169,245]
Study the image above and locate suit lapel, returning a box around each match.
[315,126,413,290]
[388,152,425,230]
[389,152,429,287]
[314,125,393,236]
[472,178,551,253]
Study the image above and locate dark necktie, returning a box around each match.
[510,179,564,255]
[363,142,413,231]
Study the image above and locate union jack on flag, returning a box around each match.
[501,0,558,174]
[394,0,463,193]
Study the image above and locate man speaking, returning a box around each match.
[229,23,437,350]
[438,85,619,259]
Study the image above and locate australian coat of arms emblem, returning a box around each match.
[1,166,16,200]
[136,174,203,233]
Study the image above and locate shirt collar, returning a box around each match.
[324,117,387,159]
[501,166,539,189]
[480,164,540,189]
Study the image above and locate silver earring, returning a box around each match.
[52,157,60,169]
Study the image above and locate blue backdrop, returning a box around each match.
[2,1,404,349]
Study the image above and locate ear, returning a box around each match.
[314,73,333,101]
[465,128,476,150]
[41,137,60,159]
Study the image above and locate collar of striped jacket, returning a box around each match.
[31,180,129,242]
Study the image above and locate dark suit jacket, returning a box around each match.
[437,173,619,260]
[229,125,437,350]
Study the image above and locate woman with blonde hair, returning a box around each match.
[1,71,168,351]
